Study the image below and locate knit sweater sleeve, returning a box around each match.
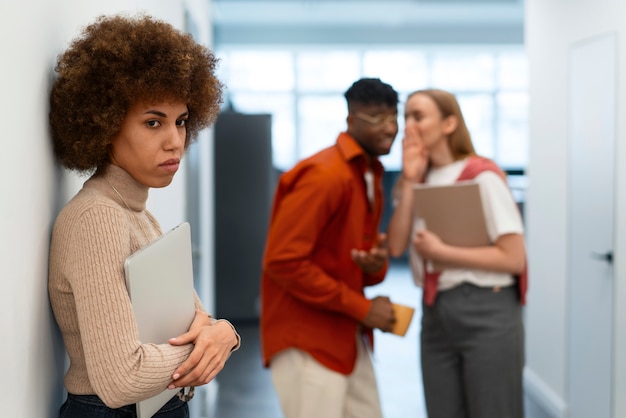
[58,204,193,408]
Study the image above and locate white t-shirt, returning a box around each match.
[407,159,524,290]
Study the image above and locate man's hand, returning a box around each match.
[351,233,389,274]
[361,296,396,332]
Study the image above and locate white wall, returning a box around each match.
[0,1,215,417]
[525,0,626,416]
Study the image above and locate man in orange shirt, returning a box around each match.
[261,78,399,418]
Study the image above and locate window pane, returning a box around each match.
[298,95,347,159]
[457,94,495,158]
[507,174,528,204]
[431,52,495,91]
[497,92,529,168]
[497,51,528,90]
[363,50,429,93]
[221,51,294,92]
[218,47,530,176]
[297,51,361,91]
[229,93,295,171]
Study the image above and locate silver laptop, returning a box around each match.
[124,222,196,418]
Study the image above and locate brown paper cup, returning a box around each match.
[391,303,415,337]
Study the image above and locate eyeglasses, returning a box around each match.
[354,111,398,126]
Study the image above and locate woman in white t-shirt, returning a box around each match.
[387,89,527,418]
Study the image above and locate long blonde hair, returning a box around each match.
[407,89,476,161]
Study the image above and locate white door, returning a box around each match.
[568,32,616,418]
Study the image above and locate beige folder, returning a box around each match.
[412,181,490,271]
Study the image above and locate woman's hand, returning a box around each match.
[413,228,447,261]
[414,231,526,274]
[167,311,239,389]
[402,125,429,182]
[387,131,427,258]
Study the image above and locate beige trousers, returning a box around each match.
[270,334,383,418]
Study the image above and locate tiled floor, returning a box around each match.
[213,263,427,418]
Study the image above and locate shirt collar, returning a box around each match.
[336,132,383,174]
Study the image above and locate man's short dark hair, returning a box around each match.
[344,78,399,110]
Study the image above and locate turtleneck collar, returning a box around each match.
[89,164,150,212]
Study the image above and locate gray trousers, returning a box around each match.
[421,283,524,418]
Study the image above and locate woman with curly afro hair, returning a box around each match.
[48,14,240,418]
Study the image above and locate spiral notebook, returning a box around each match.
[124,222,196,418]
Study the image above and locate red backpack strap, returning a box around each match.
[457,156,506,182]
[423,270,440,306]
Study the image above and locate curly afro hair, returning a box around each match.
[49,14,223,172]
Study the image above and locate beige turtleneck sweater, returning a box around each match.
[49,164,204,408]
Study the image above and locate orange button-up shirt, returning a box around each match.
[261,132,388,375]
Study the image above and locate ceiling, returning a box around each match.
[211,0,525,46]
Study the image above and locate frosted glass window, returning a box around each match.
[363,51,429,92]
[298,95,347,159]
[497,51,528,90]
[506,174,528,203]
[229,93,296,171]
[457,94,495,158]
[221,51,294,91]
[297,52,361,91]
[217,47,528,172]
[431,53,495,91]
[496,92,529,168]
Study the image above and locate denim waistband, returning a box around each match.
[67,391,185,413]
